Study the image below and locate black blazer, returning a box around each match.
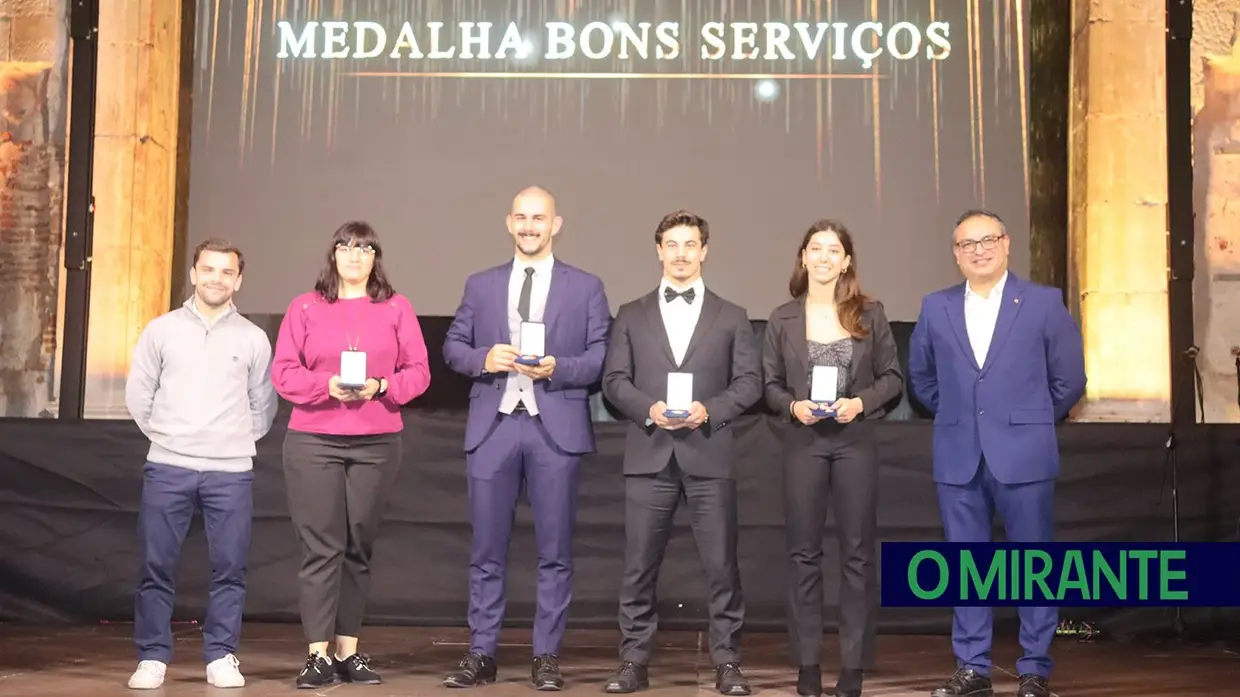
[762,296,904,423]
[602,287,763,478]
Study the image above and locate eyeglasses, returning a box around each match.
[336,243,376,256]
[954,234,1006,254]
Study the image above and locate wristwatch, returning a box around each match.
[372,377,388,398]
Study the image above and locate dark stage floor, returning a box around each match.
[1,624,1236,696]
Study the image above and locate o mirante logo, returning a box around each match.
[880,543,1240,608]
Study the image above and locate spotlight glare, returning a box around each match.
[754,78,780,102]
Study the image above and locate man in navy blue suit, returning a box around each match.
[908,210,1086,697]
[442,186,611,691]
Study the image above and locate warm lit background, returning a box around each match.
[0,0,1236,424]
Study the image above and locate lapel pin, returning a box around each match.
[1014,298,1020,304]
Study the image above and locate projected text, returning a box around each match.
[275,20,953,70]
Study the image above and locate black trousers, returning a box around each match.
[782,422,879,670]
[618,457,743,666]
[282,430,402,643]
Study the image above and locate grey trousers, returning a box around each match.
[282,430,402,643]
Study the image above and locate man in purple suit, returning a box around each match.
[908,210,1086,697]
[441,186,611,691]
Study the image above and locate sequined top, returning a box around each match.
[807,337,853,398]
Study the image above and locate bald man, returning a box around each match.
[442,186,612,690]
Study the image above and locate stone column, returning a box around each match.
[1067,0,1171,422]
[1192,18,1240,424]
[0,0,67,418]
[83,0,187,416]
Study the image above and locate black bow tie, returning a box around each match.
[664,286,696,304]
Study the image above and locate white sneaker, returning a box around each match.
[206,654,246,688]
[127,660,167,689]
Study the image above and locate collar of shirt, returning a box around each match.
[660,276,705,302]
[183,296,237,326]
[965,270,1009,301]
[514,254,555,277]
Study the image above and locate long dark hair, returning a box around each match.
[788,219,870,338]
[314,221,395,302]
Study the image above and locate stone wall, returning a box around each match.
[0,0,66,418]
[1192,2,1240,423]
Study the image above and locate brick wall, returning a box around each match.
[0,0,67,417]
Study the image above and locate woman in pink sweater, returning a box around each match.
[271,221,431,689]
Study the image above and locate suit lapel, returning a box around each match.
[492,263,511,341]
[781,299,810,386]
[680,290,722,367]
[643,292,677,366]
[945,284,980,372]
[849,334,868,386]
[542,261,569,329]
[980,276,1025,373]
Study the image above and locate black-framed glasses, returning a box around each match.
[954,234,1006,254]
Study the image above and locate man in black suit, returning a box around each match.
[601,210,762,696]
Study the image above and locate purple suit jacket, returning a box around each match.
[442,259,611,455]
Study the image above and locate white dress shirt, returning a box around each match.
[499,254,555,415]
[658,277,706,367]
[963,270,1008,367]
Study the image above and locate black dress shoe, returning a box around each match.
[930,668,993,696]
[796,665,822,696]
[443,651,498,688]
[532,654,564,690]
[1017,674,1050,697]
[715,663,752,696]
[835,668,863,697]
[603,661,649,693]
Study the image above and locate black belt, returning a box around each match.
[511,403,528,413]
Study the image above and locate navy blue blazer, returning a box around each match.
[907,273,1086,486]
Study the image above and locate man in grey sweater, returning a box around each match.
[123,238,279,690]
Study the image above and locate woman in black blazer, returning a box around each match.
[762,219,904,697]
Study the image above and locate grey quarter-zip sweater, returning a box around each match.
[124,297,279,472]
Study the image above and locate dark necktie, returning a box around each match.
[518,267,535,321]
[664,286,695,304]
